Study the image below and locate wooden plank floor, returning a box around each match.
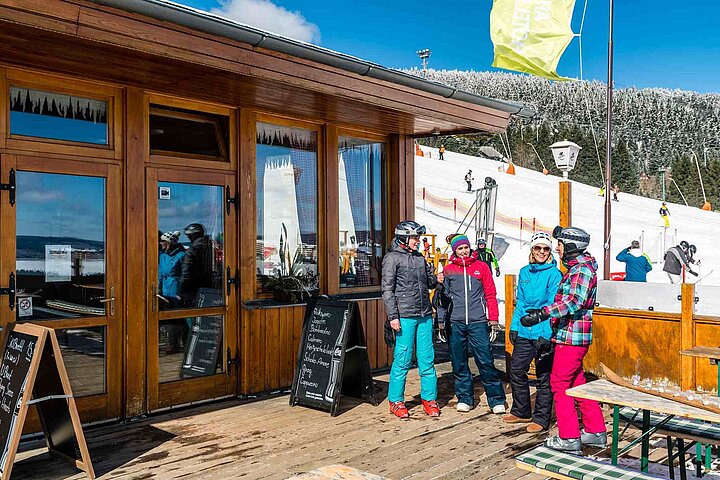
[9,361,645,480]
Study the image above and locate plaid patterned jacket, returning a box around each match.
[542,253,598,346]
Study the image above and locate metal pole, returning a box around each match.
[603,0,614,280]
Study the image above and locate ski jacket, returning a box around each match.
[159,244,186,298]
[475,248,499,271]
[381,239,437,320]
[511,258,562,340]
[616,248,652,282]
[542,253,598,346]
[439,254,498,324]
[464,172,472,182]
[659,206,670,216]
[179,235,216,298]
[663,246,690,275]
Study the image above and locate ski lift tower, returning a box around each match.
[416,48,431,78]
[474,177,499,248]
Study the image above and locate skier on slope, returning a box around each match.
[663,241,697,284]
[464,170,474,192]
[659,202,671,228]
[476,238,501,277]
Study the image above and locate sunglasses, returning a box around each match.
[532,245,551,253]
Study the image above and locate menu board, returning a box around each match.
[0,331,37,474]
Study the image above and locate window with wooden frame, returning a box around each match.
[147,94,236,169]
[2,68,122,159]
[338,134,388,289]
[255,120,321,297]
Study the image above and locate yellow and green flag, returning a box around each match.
[490,0,576,81]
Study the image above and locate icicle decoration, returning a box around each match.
[10,87,107,124]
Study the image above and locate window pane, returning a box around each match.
[9,87,108,145]
[157,182,225,310]
[150,105,228,159]
[16,172,106,320]
[256,122,319,293]
[159,315,224,383]
[338,137,386,288]
[56,327,106,396]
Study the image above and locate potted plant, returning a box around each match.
[260,227,319,303]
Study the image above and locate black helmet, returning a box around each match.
[395,221,425,245]
[679,240,690,251]
[689,244,697,255]
[477,238,487,247]
[184,223,206,240]
[552,225,590,256]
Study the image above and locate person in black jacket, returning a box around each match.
[382,220,439,419]
[178,223,216,306]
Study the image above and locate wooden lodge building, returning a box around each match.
[0,0,533,426]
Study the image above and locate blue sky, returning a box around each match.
[176,0,720,94]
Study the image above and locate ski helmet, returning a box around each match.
[679,240,690,251]
[552,225,590,256]
[184,223,206,241]
[689,244,697,255]
[394,221,425,245]
[477,238,487,248]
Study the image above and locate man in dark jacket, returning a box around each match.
[476,238,501,277]
[382,220,439,419]
[179,223,217,306]
[616,240,652,282]
[663,241,696,284]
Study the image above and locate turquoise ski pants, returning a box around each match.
[388,316,437,403]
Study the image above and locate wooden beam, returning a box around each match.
[403,136,415,220]
[238,109,256,301]
[504,274,516,371]
[325,125,339,295]
[559,180,572,228]
[124,88,146,417]
[680,282,696,390]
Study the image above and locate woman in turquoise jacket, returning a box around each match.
[503,232,562,433]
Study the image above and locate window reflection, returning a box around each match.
[158,182,224,309]
[56,327,106,396]
[9,87,108,145]
[159,315,224,383]
[338,137,386,288]
[16,172,106,320]
[256,122,319,293]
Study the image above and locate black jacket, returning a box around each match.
[179,235,215,298]
[381,239,437,320]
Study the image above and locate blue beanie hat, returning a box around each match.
[450,234,470,252]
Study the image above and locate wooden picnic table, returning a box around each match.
[567,379,720,475]
[681,347,720,394]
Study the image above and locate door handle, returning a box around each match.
[152,283,158,312]
[99,286,115,316]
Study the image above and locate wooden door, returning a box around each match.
[146,167,238,410]
[0,154,123,422]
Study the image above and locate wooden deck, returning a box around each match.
[18,356,696,480]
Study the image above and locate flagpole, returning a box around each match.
[603,0,614,280]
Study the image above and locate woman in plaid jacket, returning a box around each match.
[520,226,607,454]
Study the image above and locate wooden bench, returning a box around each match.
[619,406,720,478]
[516,445,663,480]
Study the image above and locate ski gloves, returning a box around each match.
[383,319,396,347]
[495,268,501,278]
[488,322,500,342]
[509,330,518,345]
[520,308,549,327]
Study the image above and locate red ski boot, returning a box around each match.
[422,400,440,417]
[389,401,409,419]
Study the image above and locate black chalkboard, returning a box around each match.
[0,330,37,475]
[289,298,376,416]
[180,287,224,378]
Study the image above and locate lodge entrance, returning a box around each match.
[145,167,239,410]
[0,154,123,422]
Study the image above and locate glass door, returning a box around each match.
[0,154,123,422]
[146,167,238,410]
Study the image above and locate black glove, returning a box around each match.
[520,308,549,327]
[536,336,554,361]
[509,330,518,346]
[383,319,396,348]
[495,268,501,277]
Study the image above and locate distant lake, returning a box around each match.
[17,259,105,275]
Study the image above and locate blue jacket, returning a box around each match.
[510,259,562,340]
[159,245,186,298]
[616,248,652,282]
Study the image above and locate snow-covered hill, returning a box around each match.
[415,146,720,323]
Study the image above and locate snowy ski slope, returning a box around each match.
[415,146,720,322]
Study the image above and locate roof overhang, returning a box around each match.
[0,0,535,135]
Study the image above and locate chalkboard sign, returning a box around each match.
[289,298,377,416]
[0,330,37,474]
[0,323,94,480]
[180,287,224,378]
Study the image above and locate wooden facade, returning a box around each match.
[0,0,513,426]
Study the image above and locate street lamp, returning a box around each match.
[416,48,431,78]
[549,140,581,179]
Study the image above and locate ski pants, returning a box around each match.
[466,181,472,192]
[551,344,606,439]
[668,272,681,284]
[449,321,506,408]
[662,215,670,227]
[388,316,437,403]
[509,336,554,429]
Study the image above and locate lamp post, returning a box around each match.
[416,48,431,78]
[550,140,581,229]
